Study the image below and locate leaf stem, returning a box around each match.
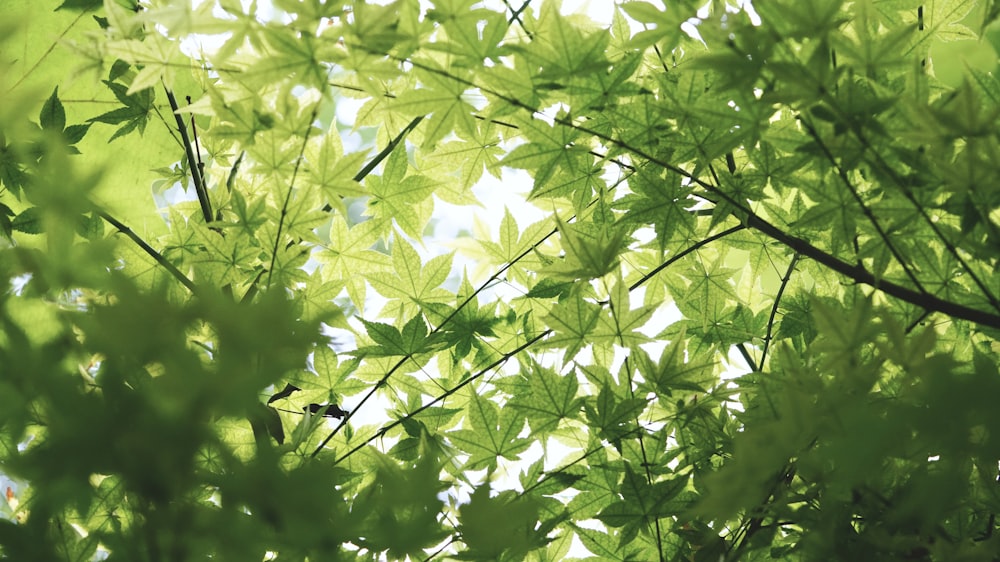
[608,282,665,562]
[264,72,331,290]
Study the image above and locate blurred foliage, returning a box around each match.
[1,0,1000,560]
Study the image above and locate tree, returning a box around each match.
[1,0,999,559]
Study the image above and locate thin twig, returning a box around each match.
[320,116,424,213]
[330,329,552,465]
[628,225,746,292]
[502,0,533,36]
[759,253,799,369]
[98,211,198,294]
[608,283,665,562]
[736,343,757,372]
[264,70,332,290]
[799,116,928,295]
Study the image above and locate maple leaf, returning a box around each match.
[539,294,603,362]
[420,276,500,362]
[592,275,655,349]
[546,212,630,281]
[367,234,454,319]
[389,62,478,148]
[448,392,531,470]
[505,358,584,435]
[89,67,153,142]
[364,149,440,239]
[356,314,444,357]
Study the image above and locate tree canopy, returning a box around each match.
[2,0,1000,560]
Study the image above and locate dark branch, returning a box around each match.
[320,116,424,213]
[851,124,1000,315]
[164,87,213,223]
[799,116,928,295]
[371,49,1000,330]
[98,211,198,294]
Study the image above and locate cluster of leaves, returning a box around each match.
[1,0,1000,560]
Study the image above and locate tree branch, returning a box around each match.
[853,126,1000,314]
[98,210,198,294]
[628,224,746,291]
[329,329,552,465]
[372,50,1000,330]
[164,87,213,224]
[320,116,424,213]
[799,116,928,295]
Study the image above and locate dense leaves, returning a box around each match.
[1,0,1000,560]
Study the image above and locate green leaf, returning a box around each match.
[358,314,443,357]
[389,63,478,147]
[367,235,454,314]
[449,392,531,470]
[620,2,664,24]
[547,214,630,281]
[0,203,14,239]
[539,294,603,362]
[55,0,103,11]
[11,207,44,234]
[615,170,696,251]
[636,337,716,396]
[507,359,584,435]
[358,319,408,357]
[421,277,501,361]
[89,80,155,142]
[63,123,90,146]
[364,150,441,238]
[501,118,595,207]
[513,0,611,80]
[583,384,648,449]
[39,87,66,132]
[593,275,656,347]
[457,486,544,560]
